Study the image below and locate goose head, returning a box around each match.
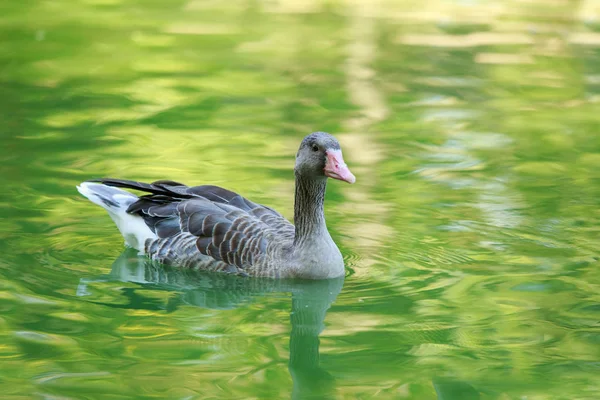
[294,132,356,184]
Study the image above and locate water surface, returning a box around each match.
[1,0,600,399]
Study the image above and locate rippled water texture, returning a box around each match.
[2,0,600,399]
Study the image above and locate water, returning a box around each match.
[2,0,600,398]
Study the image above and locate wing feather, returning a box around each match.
[89,178,294,271]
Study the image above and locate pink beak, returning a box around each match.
[324,149,356,184]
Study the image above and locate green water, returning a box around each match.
[2,0,600,398]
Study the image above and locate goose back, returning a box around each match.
[91,178,295,277]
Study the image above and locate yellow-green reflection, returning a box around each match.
[1,0,600,398]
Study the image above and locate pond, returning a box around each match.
[1,0,600,398]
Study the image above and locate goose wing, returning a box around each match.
[90,179,294,270]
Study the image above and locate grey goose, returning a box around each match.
[77,132,355,279]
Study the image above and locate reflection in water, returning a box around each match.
[433,377,480,400]
[2,0,600,397]
[77,249,344,399]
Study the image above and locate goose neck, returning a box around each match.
[293,174,327,245]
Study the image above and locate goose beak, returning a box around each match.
[324,149,356,184]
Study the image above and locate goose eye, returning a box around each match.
[311,144,319,152]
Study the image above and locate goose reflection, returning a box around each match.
[78,249,343,399]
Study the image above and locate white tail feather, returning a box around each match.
[77,182,157,253]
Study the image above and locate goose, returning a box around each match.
[77,132,355,279]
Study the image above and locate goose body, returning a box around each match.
[78,132,355,279]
